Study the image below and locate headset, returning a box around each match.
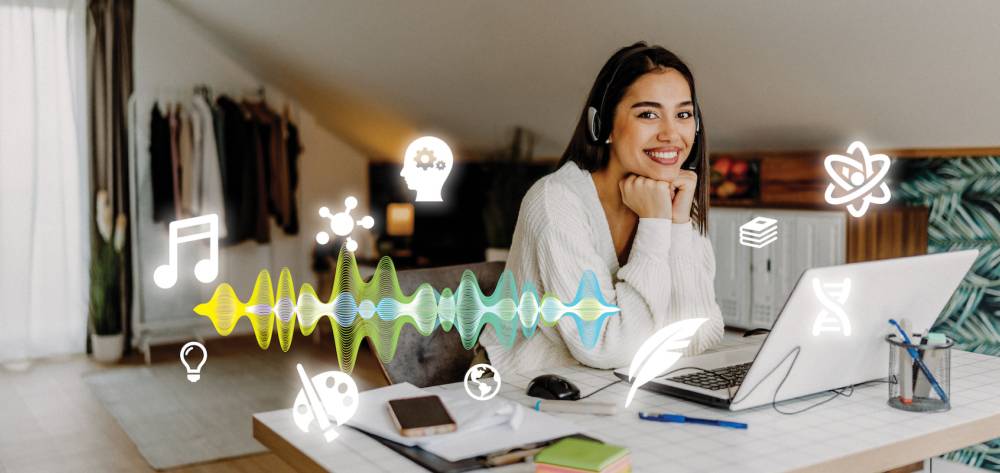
[586,46,703,170]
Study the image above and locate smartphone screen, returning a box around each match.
[387,395,456,436]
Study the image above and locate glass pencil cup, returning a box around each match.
[886,334,953,412]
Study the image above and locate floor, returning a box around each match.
[0,335,388,473]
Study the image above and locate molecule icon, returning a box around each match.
[823,141,892,218]
[316,196,374,252]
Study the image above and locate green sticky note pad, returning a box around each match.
[535,438,629,471]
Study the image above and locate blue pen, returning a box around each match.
[638,412,747,430]
[888,319,949,403]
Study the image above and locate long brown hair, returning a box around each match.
[559,42,709,235]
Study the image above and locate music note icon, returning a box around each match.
[153,214,220,289]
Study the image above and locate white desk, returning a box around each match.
[253,337,1000,473]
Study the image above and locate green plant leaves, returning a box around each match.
[894,155,1000,471]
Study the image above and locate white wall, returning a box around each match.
[131,0,370,344]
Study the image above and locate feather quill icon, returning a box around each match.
[625,318,708,408]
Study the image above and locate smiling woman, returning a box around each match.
[478,42,724,374]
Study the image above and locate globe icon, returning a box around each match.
[464,363,502,400]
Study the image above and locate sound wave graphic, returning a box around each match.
[193,250,620,373]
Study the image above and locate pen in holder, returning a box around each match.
[886,333,953,412]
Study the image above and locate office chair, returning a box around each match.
[376,261,505,387]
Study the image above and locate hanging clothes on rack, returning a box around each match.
[241,98,273,244]
[211,97,228,193]
[282,111,302,235]
[178,104,195,216]
[243,100,293,230]
[191,93,228,238]
[145,86,300,244]
[167,103,183,219]
[149,103,175,223]
[216,94,269,244]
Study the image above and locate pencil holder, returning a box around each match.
[886,333,952,412]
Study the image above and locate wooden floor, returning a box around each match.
[0,336,388,473]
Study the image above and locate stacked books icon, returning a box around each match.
[739,216,778,248]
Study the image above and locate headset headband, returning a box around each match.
[587,45,701,143]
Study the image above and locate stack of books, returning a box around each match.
[739,216,778,248]
[535,438,630,473]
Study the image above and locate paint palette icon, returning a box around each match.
[292,364,359,442]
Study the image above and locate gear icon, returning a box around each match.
[434,160,446,170]
[413,147,437,170]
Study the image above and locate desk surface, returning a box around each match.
[253,335,1000,473]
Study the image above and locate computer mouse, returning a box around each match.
[526,374,581,401]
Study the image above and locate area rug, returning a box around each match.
[84,354,299,470]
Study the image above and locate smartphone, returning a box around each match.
[387,395,457,437]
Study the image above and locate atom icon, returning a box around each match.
[316,196,374,252]
[823,141,892,218]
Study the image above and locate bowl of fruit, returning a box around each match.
[710,155,759,201]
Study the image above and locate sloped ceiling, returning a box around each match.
[168,0,1000,161]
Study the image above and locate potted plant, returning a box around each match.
[89,190,126,363]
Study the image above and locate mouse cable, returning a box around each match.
[579,379,622,399]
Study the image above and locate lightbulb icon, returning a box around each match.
[180,341,207,382]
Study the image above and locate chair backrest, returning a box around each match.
[376,261,506,387]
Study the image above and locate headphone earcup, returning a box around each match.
[694,103,702,133]
[587,106,600,143]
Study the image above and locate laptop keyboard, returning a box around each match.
[667,362,752,391]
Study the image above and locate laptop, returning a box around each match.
[613,249,979,411]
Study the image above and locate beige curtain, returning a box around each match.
[87,0,133,349]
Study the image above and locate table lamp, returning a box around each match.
[386,203,414,237]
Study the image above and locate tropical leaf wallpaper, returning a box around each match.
[894,156,1000,471]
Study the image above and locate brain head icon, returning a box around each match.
[400,136,453,202]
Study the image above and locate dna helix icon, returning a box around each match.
[811,277,853,337]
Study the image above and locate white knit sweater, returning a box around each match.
[479,162,725,374]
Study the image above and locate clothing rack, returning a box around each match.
[149,83,276,107]
[126,82,306,363]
